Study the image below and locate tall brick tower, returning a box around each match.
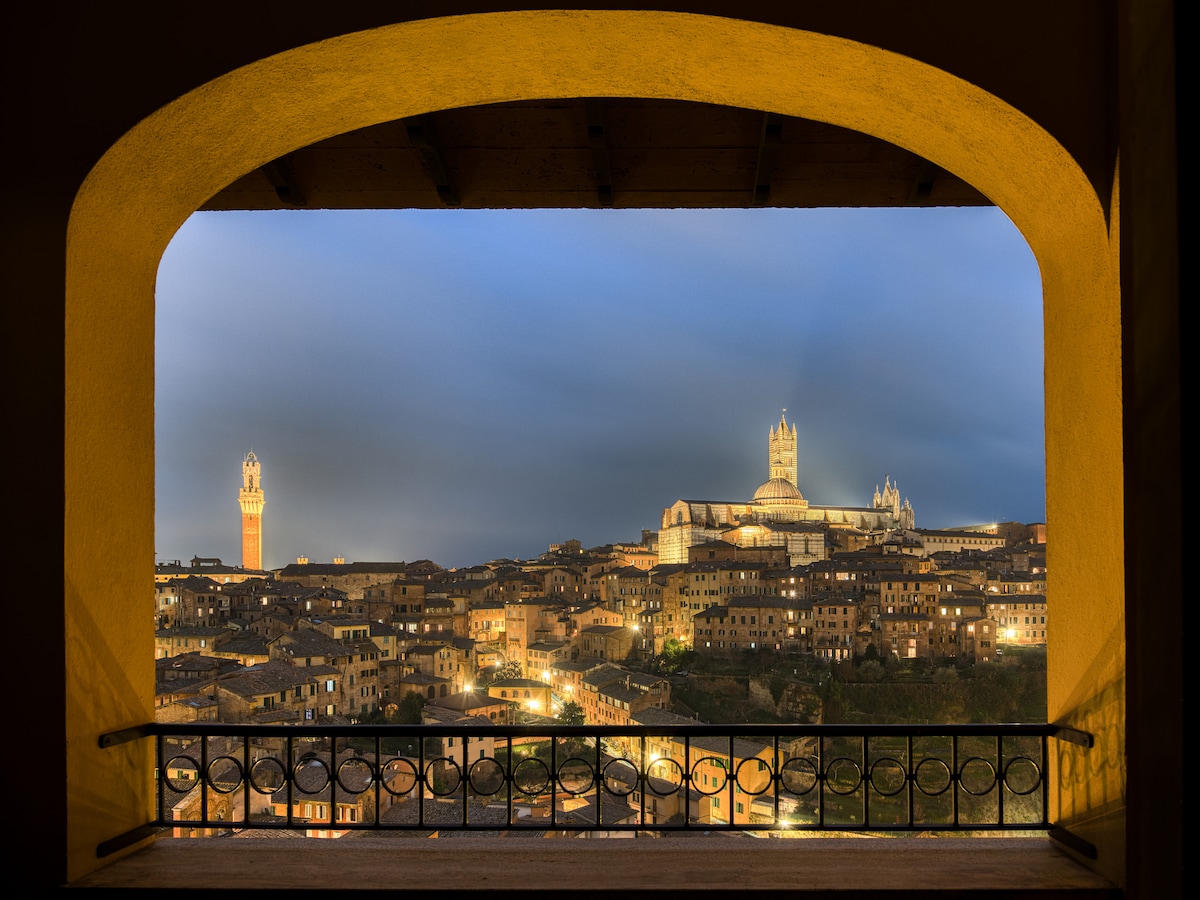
[239,451,265,571]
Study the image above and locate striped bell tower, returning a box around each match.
[239,451,265,571]
[768,410,798,487]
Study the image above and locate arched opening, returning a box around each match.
[65,9,1120,882]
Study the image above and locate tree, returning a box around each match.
[858,660,885,683]
[556,700,585,725]
[481,659,523,685]
[499,659,523,679]
[358,706,389,725]
[821,675,845,723]
[655,637,696,674]
[396,690,426,725]
[933,666,959,684]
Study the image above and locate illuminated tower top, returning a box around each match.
[242,451,261,493]
[239,451,265,570]
[768,411,798,487]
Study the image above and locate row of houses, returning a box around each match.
[153,534,1045,725]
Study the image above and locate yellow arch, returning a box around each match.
[66,10,1121,879]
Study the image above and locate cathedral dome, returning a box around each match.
[753,477,804,502]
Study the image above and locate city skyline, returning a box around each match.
[155,206,1044,569]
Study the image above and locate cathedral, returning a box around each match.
[657,413,914,564]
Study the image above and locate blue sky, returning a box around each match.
[155,207,1044,569]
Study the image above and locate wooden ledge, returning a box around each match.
[69,835,1119,896]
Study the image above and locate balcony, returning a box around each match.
[77,722,1119,895]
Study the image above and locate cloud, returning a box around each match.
[155,207,1044,567]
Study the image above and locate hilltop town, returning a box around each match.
[155,417,1047,732]
[156,526,1046,728]
[152,420,1047,835]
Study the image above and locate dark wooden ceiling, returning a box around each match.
[203,98,991,211]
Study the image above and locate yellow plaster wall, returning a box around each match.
[65,10,1123,882]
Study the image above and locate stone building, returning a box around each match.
[692,596,813,656]
[959,617,1000,664]
[154,558,267,585]
[212,659,341,723]
[988,595,1048,647]
[273,561,414,595]
[487,677,553,715]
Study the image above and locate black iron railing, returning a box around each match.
[99,722,1091,850]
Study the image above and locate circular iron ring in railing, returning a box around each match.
[643,757,684,796]
[957,757,998,796]
[689,757,729,796]
[292,757,331,795]
[601,758,639,798]
[779,757,819,796]
[423,757,462,796]
[734,757,773,796]
[913,757,952,796]
[511,756,552,796]
[868,757,908,797]
[556,756,596,796]
[164,755,200,794]
[336,756,376,795]
[823,757,863,796]
[468,757,506,796]
[1001,755,1043,796]
[248,756,287,794]
[380,757,419,797]
[206,755,243,794]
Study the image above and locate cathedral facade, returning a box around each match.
[657,413,914,565]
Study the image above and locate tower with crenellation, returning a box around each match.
[239,451,265,571]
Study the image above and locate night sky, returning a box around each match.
[155,207,1044,570]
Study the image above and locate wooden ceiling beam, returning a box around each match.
[405,114,460,207]
[752,113,783,206]
[907,159,940,204]
[208,101,991,211]
[260,155,307,207]
[585,99,614,207]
